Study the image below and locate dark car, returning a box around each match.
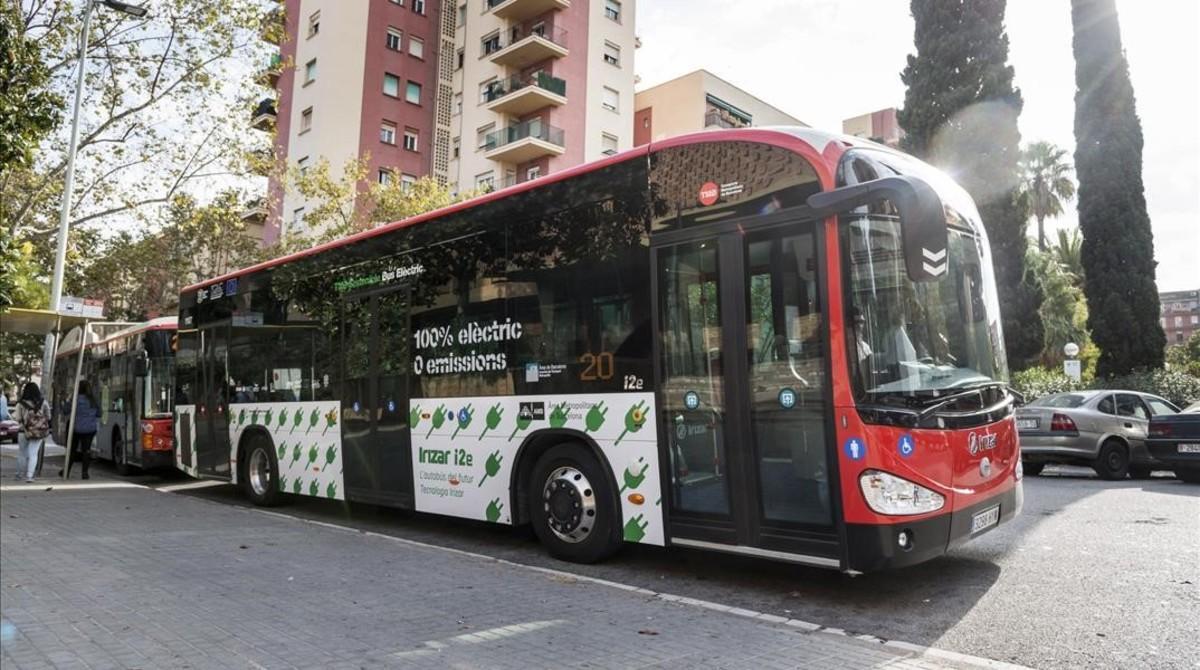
[1147,401,1200,483]
[0,418,18,444]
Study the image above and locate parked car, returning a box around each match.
[1147,401,1200,484]
[0,418,18,444]
[1016,390,1180,480]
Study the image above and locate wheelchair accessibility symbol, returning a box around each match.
[898,434,915,459]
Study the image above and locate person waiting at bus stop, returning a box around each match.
[13,383,51,483]
[60,380,100,480]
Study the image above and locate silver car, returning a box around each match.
[1016,390,1180,480]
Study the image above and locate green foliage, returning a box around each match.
[1165,332,1200,377]
[1011,367,1082,401]
[1017,141,1075,252]
[899,0,1044,371]
[1027,247,1089,367]
[1052,228,1084,288]
[1013,365,1200,408]
[1071,0,1164,375]
[0,4,61,169]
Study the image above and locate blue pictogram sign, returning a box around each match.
[897,434,915,459]
[778,388,797,409]
[843,436,867,461]
[683,391,700,410]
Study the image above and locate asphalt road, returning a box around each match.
[89,462,1200,669]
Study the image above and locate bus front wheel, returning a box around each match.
[529,443,622,564]
[240,435,283,507]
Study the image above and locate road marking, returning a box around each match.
[0,482,146,492]
[392,620,565,658]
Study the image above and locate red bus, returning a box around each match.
[53,317,177,473]
[174,128,1021,572]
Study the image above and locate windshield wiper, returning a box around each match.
[917,382,1010,420]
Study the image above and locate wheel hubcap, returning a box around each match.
[542,466,596,544]
[249,447,271,496]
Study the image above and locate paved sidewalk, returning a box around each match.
[1,482,1007,669]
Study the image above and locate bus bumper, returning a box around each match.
[139,449,175,471]
[844,482,1021,572]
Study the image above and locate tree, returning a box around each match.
[899,0,1044,370]
[1027,248,1089,367]
[0,3,61,170]
[1018,141,1076,252]
[1052,227,1084,288]
[1071,0,1164,376]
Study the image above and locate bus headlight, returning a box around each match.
[859,470,945,516]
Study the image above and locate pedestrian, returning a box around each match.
[13,382,51,483]
[61,380,101,480]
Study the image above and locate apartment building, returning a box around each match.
[842,107,904,148]
[633,70,805,146]
[1161,289,1200,345]
[256,0,637,243]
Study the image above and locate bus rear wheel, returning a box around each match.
[529,443,622,564]
[240,435,283,507]
[112,429,132,476]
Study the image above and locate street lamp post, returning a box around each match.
[41,0,149,386]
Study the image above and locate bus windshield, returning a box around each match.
[144,357,174,417]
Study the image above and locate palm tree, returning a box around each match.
[1019,141,1077,252]
[1053,227,1084,288]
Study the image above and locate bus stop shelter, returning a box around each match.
[1,307,110,477]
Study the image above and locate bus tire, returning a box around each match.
[112,428,132,476]
[529,443,622,564]
[240,434,283,507]
[1093,439,1129,481]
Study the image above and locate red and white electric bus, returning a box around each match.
[54,317,177,472]
[175,128,1021,572]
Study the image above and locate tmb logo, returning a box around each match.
[968,430,998,456]
[698,181,719,206]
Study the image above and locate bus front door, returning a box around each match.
[340,287,414,506]
[196,325,232,478]
[656,221,837,563]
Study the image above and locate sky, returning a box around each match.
[635,0,1199,292]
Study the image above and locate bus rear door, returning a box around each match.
[196,325,232,477]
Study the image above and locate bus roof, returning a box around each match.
[55,316,178,359]
[183,126,884,294]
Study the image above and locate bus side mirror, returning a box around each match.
[135,351,150,377]
[806,175,948,282]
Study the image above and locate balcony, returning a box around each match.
[255,53,283,88]
[484,72,567,116]
[487,0,569,22]
[487,25,568,69]
[484,119,565,164]
[251,98,276,131]
[704,110,751,130]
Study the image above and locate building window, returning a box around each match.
[482,32,501,56]
[1191,315,1199,325]
[475,171,495,190]
[409,36,424,59]
[526,166,540,181]
[300,107,313,132]
[479,78,498,104]
[401,173,417,192]
[405,81,422,104]
[458,4,466,26]
[452,136,461,159]
[378,169,394,185]
[601,132,618,155]
[383,73,400,97]
[603,41,620,66]
[403,128,419,151]
[386,28,402,51]
[297,156,309,177]
[390,0,403,5]
[456,48,465,70]
[380,122,397,145]
[1176,316,1184,327]
[604,0,620,22]
[454,92,463,115]
[477,123,494,151]
[304,58,317,84]
[413,0,425,15]
[602,86,619,112]
[292,207,305,230]
[307,11,320,38]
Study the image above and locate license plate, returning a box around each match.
[1179,444,1200,454]
[1017,418,1038,430]
[971,505,1000,535]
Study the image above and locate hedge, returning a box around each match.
[1011,367,1200,408]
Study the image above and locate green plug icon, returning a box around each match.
[508,410,533,442]
[549,402,568,429]
[277,408,288,429]
[290,443,303,466]
[292,477,303,494]
[485,498,504,523]
[326,481,338,499]
[478,450,503,487]
[263,408,273,426]
[306,408,320,433]
[623,514,650,542]
[276,441,287,461]
[292,409,303,432]
[479,404,503,440]
[308,479,319,497]
[451,404,474,440]
[321,445,337,471]
[614,400,650,445]
[585,402,607,432]
[306,444,319,469]
[410,405,422,429]
[427,404,447,438]
[619,457,650,493]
